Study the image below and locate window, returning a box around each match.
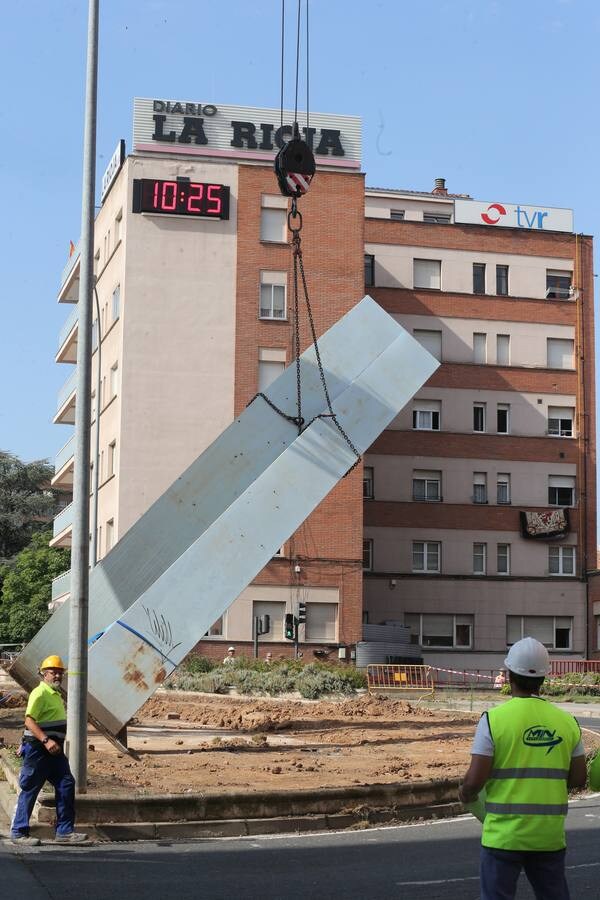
[413,470,441,502]
[473,403,486,433]
[363,466,374,500]
[390,209,405,221]
[107,440,116,477]
[473,333,487,364]
[548,406,574,437]
[91,390,96,422]
[93,248,100,277]
[414,258,441,290]
[115,209,122,244]
[106,519,114,553]
[364,253,375,287]
[305,602,338,641]
[496,265,509,296]
[473,263,486,294]
[496,334,510,366]
[258,357,285,392]
[363,539,373,572]
[423,213,451,224]
[206,616,223,637]
[507,615,572,649]
[413,329,442,360]
[546,270,572,300]
[260,196,287,242]
[497,473,511,505]
[497,543,510,575]
[110,362,118,400]
[253,600,286,642]
[111,285,120,322]
[412,400,441,431]
[547,338,574,369]
[259,273,287,319]
[412,541,440,573]
[548,475,575,507]
[406,613,473,649]
[497,403,510,434]
[92,319,99,350]
[549,546,576,576]
[473,542,487,574]
[473,472,487,504]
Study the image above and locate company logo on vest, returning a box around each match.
[522,725,563,754]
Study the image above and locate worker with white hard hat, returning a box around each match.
[10,655,87,846]
[459,637,585,900]
[223,646,236,664]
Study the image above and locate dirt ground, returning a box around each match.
[1,691,598,795]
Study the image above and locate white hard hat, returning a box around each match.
[228,646,235,652]
[504,637,549,677]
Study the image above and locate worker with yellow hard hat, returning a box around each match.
[10,654,87,846]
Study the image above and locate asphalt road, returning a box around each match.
[3,795,600,900]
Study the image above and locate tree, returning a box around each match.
[0,531,70,643]
[0,450,59,564]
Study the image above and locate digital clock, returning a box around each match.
[132,178,230,219]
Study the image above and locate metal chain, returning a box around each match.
[249,199,361,475]
[291,223,361,472]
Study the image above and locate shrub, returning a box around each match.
[180,655,216,675]
[166,657,366,698]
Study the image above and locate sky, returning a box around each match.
[1,0,599,465]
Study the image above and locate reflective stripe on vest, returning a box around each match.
[490,768,568,780]
[23,719,67,740]
[485,802,568,816]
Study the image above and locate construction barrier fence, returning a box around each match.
[367,664,435,697]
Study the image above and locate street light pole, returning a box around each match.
[66,0,99,793]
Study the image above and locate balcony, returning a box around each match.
[50,502,73,548]
[54,369,77,425]
[58,243,80,303]
[56,305,79,363]
[52,434,75,488]
[50,570,71,609]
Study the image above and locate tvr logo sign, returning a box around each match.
[454,199,573,233]
[481,203,549,229]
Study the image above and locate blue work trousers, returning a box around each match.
[11,742,75,837]
[480,846,569,900]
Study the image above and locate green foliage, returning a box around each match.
[167,657,367,698]
[180,655,217,675]
[541,673,600,698]
[0,451,59,564]
[0,531,70,643]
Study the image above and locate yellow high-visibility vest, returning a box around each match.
[483,697,581,851]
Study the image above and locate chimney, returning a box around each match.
[432,177,448,195]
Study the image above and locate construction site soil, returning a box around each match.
[1,692,598,795]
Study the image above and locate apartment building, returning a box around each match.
[48,98,596,667]
[50,100,366,661]
[363,181,596,667]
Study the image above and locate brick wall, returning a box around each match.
[198,164,366,652]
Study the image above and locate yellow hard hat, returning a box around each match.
[40,655,66,671]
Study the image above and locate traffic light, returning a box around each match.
[284,613,295,640]
[257,614,271,636]
[298,602,306,624]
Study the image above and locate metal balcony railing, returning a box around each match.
[51,570,71,601]
[57,305,79,351]
[54,435,75,474]
[60,243,80,290]
[52,503,73,538]
[56,369,77,413]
